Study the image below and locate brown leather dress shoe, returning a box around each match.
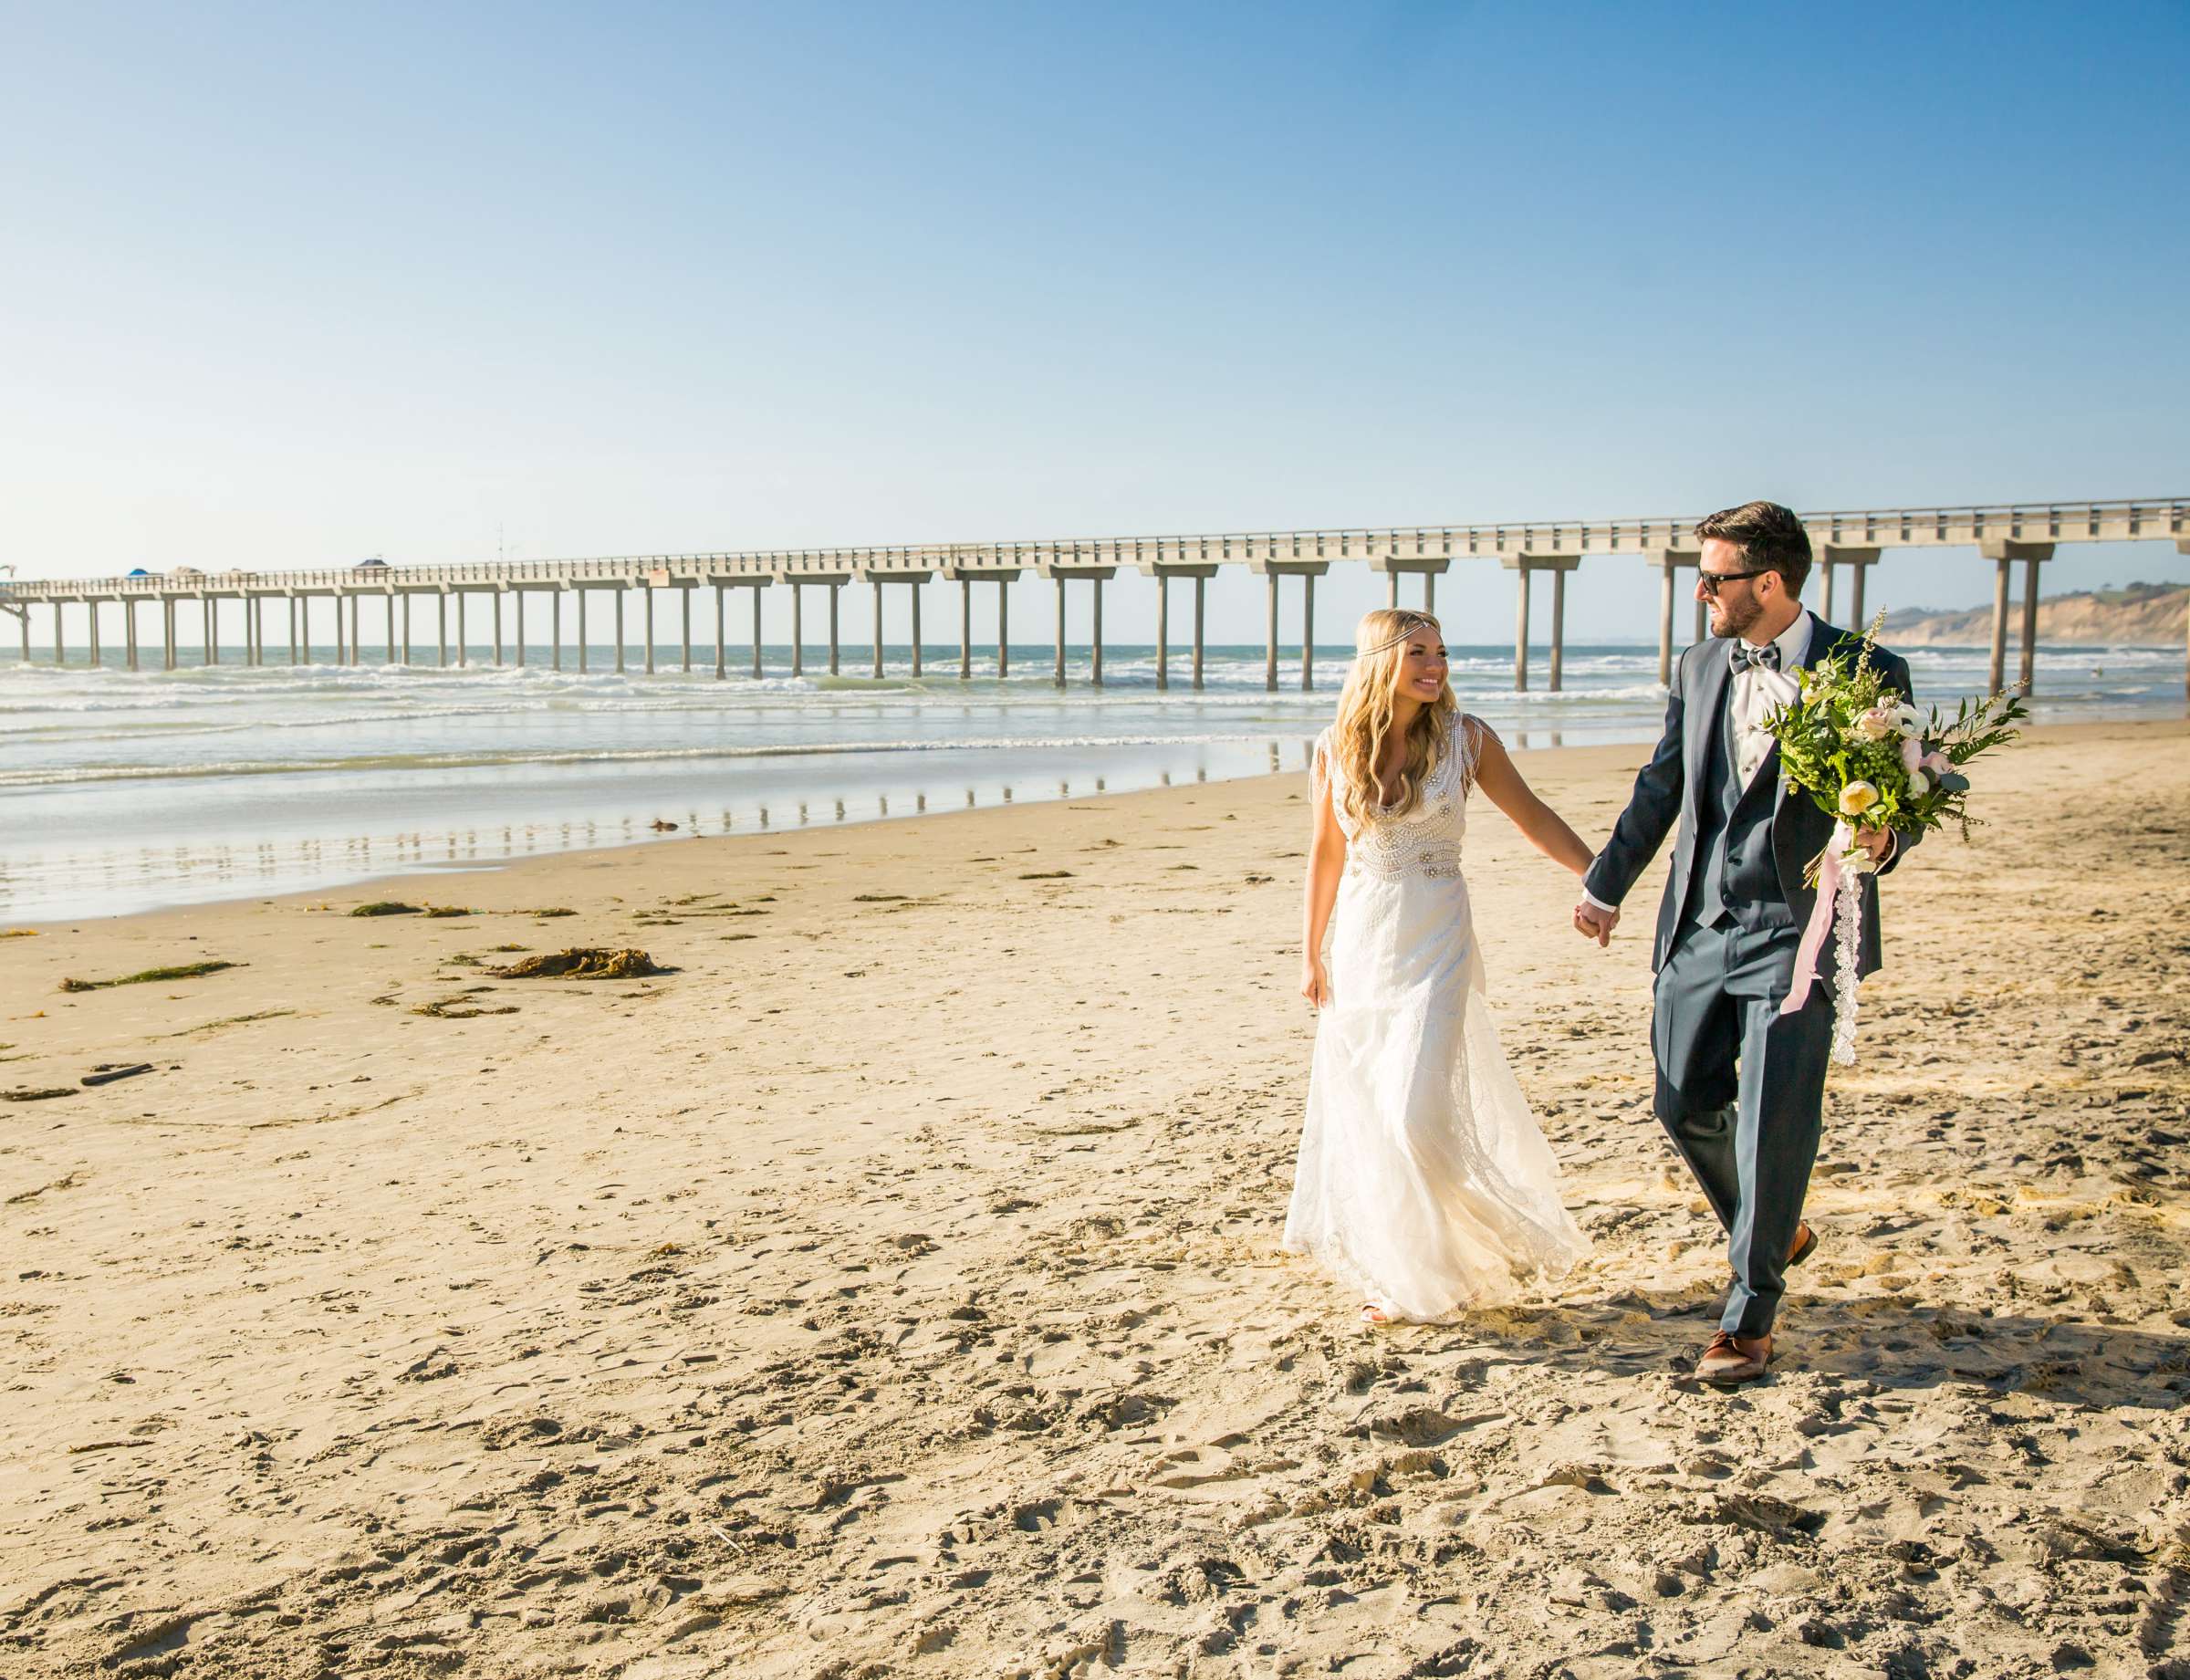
[1696,1330,1772,1384]
[1787,1222,1819,1268]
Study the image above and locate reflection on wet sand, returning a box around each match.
[1,737,1317,922]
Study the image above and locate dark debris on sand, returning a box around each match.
[485,948,669,980]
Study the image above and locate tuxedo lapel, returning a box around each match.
[1686,640,1733,822]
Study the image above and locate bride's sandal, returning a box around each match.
[1360,1301,1393,1326]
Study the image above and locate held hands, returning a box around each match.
[1572,901,1619,947]
[1299,955,1331,1009]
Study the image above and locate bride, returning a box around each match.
[1287,608,1597,1323]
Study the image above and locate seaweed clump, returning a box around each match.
[486,947,666,980]
[349,902,421,918]
[59,960,239,993]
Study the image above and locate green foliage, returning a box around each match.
[1763,614,2028,849]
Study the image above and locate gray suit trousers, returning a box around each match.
[1653,917,1836,1339]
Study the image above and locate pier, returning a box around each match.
[3,497,2184,696]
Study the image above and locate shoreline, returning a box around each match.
[8,709,2181,933]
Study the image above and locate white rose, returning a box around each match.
[1907,768,1930,798]
[1893,703,1923,737]
[1839,780,1880,817]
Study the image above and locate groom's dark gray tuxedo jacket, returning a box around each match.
[1582,618,1918,977]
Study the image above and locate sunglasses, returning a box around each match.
[1697,567,1772,598]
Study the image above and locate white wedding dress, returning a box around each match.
[1284,718,1590,1321]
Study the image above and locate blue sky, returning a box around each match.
[3,1,2185,645]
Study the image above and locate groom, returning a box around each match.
[1572,500,1918,1383]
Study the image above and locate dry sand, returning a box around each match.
[2,720,2185,1680]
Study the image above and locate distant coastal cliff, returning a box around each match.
[1882,581,2187,645]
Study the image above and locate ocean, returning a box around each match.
[3,640,2181,923]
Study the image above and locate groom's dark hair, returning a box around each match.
[1695,501,1812,597]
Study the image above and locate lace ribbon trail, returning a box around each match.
[1780,818,1849,1018]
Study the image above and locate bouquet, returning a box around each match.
[1760,615,2027,1062]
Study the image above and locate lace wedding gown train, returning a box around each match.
[1284,719,1590,1321]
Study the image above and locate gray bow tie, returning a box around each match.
[1730,642,1781,673]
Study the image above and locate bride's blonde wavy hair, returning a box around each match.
[1327,609,1457,829]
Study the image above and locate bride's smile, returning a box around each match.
[1397,638,1448,705]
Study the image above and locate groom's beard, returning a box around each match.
[1709,593,1765,639]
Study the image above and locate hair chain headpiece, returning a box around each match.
[1355,611,1436,659]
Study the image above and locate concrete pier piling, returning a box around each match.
[1817,545,1882,632]
[950,565,1020,679]
[703,575,768,680]
[1053,575,1066,688]
[1302,572,1316,691]
[680,584,692,674]
[959,577,972,679]
[576,588,589,673]
[1502,554,1580,692]
[790,584,804,676]
[1979,538,2053,694]
[612,588,623,674]
[551,589,563,673]
[1263,573,1278,692]
[1039,560,1116,688]
[1642,550,1702,685]
[860,566,933,680]
[1247,559,1330,693]
[1194,575,1205,691]
[1370,555,1448,621]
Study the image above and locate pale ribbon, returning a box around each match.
[1779,820,1850,1016]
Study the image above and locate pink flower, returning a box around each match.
[1851,707,1897,743]
[1919,749,1953,775]
[1899,737,1924,777]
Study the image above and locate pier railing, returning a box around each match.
[4,496,2183,601]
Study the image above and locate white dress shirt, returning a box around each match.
[1731,611,1812,789]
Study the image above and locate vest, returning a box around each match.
[1693,681,1796,929]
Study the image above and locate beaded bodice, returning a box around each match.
[1314,720,1482,883]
